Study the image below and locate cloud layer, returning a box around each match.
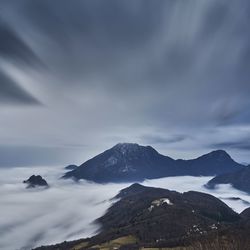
[0,166,250,250]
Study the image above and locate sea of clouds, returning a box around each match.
[0,166,250,250]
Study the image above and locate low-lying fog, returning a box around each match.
[0,166,249,250]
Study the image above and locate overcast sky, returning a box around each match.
[0,0,250,167]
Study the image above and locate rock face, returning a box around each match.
[23,175,48,188]
[63,143,243,183]
[241,207,250,219]
[206,166,250,193]
[34,184,250,250]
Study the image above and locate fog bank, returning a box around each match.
[0,166,249,250]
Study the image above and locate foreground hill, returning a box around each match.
[63,143,243,182]
[34,184,250,250]
[206,166,250,193]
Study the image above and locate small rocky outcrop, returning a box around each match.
[23,175,49,188]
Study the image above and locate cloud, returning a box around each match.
[0,75,40,106]
[12,0,248,127]
[1,166,250,250]
[0,166,128,250]
[0,19,40,66]
[0,145,87,167]
[211,139,250,151]
[0,70,41,105]
[0,18,42,106]
[141,134,188,145]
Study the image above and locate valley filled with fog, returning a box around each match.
[0,166,250,250]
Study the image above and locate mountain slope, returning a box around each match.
[63,143,243,183]
[34,184,250,250]
[206,166,250,193]
[97,184,239,241]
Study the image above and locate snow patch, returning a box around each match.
[161,198,174,205]
[104,156,118,167]
[148,198,173,212]
[120,165,136,173]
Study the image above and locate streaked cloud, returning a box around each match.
[0,70,41,105]
[0,0,249,165]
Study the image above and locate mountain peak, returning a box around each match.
[113,142,140,150]
[111,142,158,156]
[115,183,147,199]
[210,149,229,155]
[200,149,232,160]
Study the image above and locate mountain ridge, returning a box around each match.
[63,143,244,183]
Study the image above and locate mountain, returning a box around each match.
[63,143,243,183]
[175,149,243,176]
[206,166,250,193]
[34,184,250,250]
[23,175,48,188]
[63,143,177,182]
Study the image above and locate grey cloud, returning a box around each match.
[0,145,86,167]
[211,139,250,151]
[0,19,41,66]
[0,18,42,106]
[142,134,188,145]
[0,70,41,105]
[19,0,165,45]
[0,0,249,164]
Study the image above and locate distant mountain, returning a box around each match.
[34,184,250,250]
[63,143,243,183]
[175,149,243,176]
[206,166,250,193]
[23,175,48,188]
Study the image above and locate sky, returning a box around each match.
[0,0,250,167]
